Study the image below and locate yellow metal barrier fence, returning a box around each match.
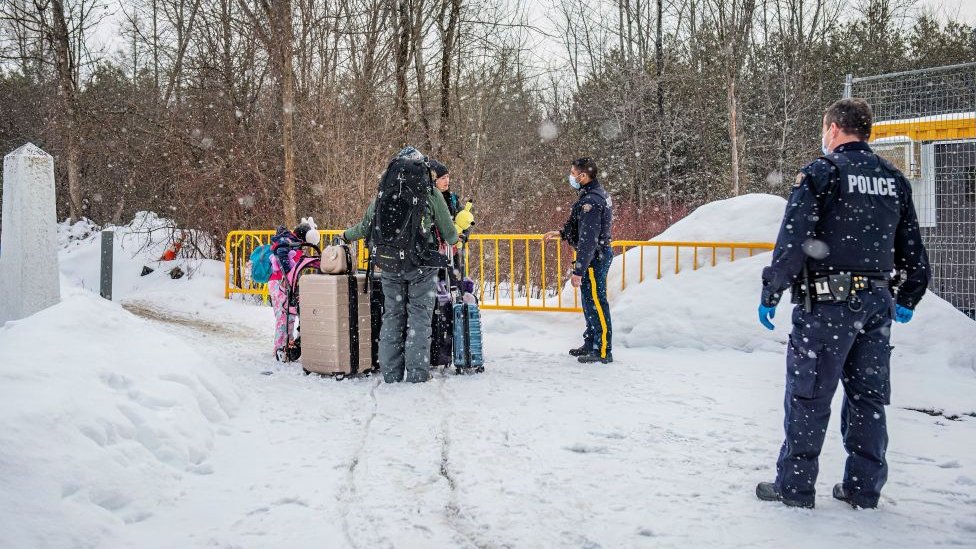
[223,230,368,299]
[463,235,774,312]
[224,230,773,311]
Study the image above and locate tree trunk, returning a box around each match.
[412,1,433,151]
[656,0,670,220]
[152,0,160,93]
[280,0,297,228]
[439,0,461,154]
[50,0,83,222]
[282,47,297,228]
[394,0,412,142]
[728,74,742,196]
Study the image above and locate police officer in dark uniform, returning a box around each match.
[544,157,614,364]
[756,98,931,509]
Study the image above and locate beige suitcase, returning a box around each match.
[299,273,373,375]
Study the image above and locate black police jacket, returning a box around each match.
[560,179,614,276]
[761,141,931,309]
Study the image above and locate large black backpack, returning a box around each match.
[368,149,441,272]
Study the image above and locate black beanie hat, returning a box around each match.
[429,158,449,179]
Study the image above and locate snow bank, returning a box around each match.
[57,213,271,336]
[0,289,240,548]
[609,193,783,298]
[613,252,976,411]
[560,193,786,303]
[649,193,786,243]
[56,216,100,249]
[58,211,218,301]
[611,192,976,371]
[604,193,976,410]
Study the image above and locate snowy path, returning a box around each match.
[112,301,976,549]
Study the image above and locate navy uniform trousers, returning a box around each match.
[776,287,893,508]
[580,246,613,358]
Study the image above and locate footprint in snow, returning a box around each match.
[564,443,610,454]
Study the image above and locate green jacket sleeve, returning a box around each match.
[430,188,459,245]
[343,200,375,241]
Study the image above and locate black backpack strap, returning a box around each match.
[341,243,353,274]
[366,253,375,295]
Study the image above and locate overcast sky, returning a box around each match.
[919,0,976,21]
[90,0,976,77]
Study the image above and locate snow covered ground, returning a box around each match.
[2,200,975,549]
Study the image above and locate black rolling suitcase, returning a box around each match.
[364,269,384,369]
[451,240,484,373]
[430,278,454,367]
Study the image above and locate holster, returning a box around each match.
[794,272,889,313]
[822,273,854,302]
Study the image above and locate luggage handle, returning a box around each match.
[453,239,477,305]
[346,273,360,374]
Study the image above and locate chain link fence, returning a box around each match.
[846,63,976,318]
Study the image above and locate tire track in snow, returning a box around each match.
[121,300,260,341]
[338,376,381,549]
[436,373,500,549]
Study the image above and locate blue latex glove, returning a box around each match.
[758,304,777,331]
[895,304,914,324]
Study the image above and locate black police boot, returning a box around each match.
[755,482,815,509]
[833,483,877,509]
[578,352,613,364]
[569,345,591,357]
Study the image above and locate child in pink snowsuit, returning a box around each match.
[269,219,318,360]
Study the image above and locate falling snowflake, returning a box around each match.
[538,120,559,141]
[802,239,830,260]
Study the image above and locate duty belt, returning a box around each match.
[808,273,889,312]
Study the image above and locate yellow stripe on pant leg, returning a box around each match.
[588,268,608,359]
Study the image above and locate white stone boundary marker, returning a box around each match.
[0,143,61,324]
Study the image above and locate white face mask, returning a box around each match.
[569,174,581,190]
[821,127,833,155]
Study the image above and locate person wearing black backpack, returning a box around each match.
[343,147,474,383]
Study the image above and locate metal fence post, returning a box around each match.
[843,73,853,99]
[100,229,114,300]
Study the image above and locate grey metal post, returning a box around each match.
[100,229,114,300]
[843,74,853,99]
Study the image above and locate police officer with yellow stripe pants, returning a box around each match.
[756,99,931,509]
[545,157,614,364]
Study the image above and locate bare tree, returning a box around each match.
[703,0,756,196]
[238,0,298,228]
[392,0,412,141]
[0,0,108,221]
